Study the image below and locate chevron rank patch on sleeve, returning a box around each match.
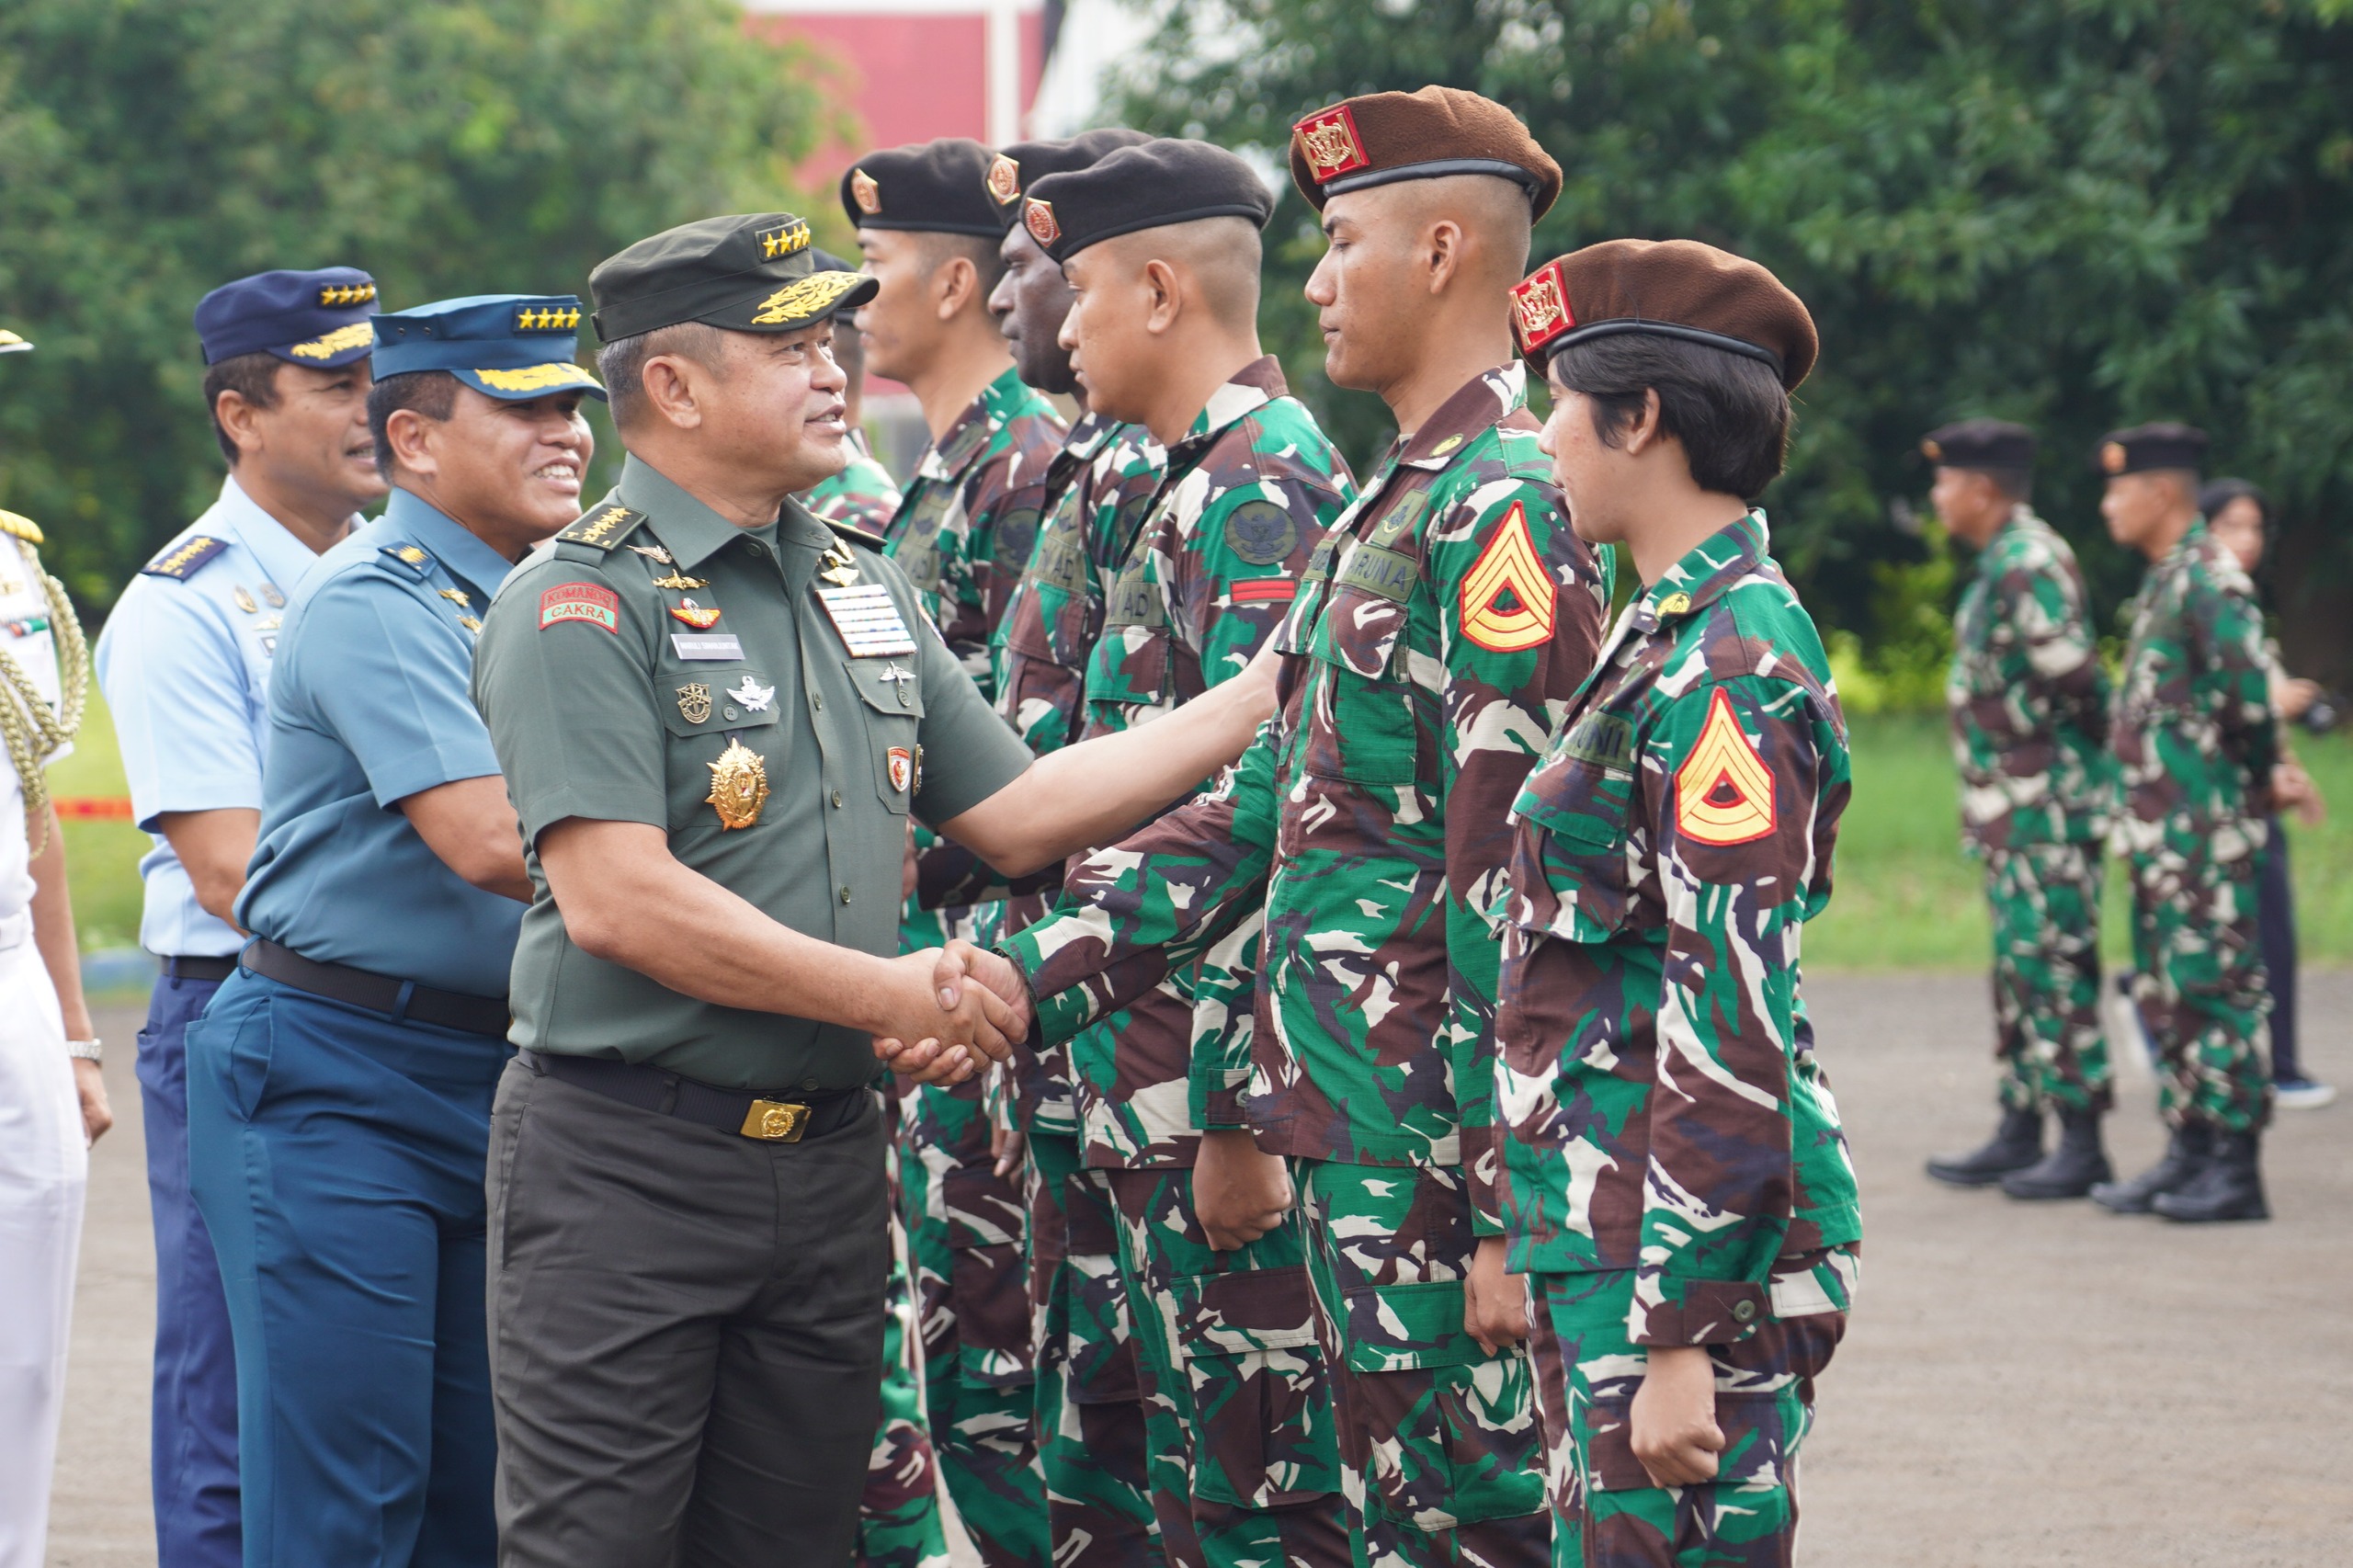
[1459,501,1555,652]
[1675,686,1776,846]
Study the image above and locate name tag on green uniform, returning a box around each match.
[1028,528,1087,595]
[1336,542,1417,602]
[672,632,744,660]
[1104,563,1165,629]
[1563,711,1637,772]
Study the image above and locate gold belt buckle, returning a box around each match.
[740,1098,812,1142]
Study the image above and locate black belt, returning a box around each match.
[242,938,510,1038]
[165,955,237,983]
[515,1048,867,1143]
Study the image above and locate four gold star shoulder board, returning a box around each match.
[377,543,436,579]
[141,534,228,580]
[1674,687,1776,847]
[555,505,649,557]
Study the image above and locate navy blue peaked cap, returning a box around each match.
[195,267,380,367]
[369,294,605,402]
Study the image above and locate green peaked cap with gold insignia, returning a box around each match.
[589,213,878,342]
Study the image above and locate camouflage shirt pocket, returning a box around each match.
[1508,714,1642,941]
[1302,585,1419,786]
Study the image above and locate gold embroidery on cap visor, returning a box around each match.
[286,321,376,360]
[985,153,1022,204]
[2100,440,2129,475]
[1023,198,1060,247]
[1510,262,1573,356]
[748,271,864,327]
[1294,104,1371,182]
[757,218,812,259]
[472,361,599,393]
[851,168,882,215]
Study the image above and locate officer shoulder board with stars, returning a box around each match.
[372,539,483,635]
[136,526,291,652]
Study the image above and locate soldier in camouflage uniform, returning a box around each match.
[983,126,1164,1566]
[1917,420,2118,1201]
[845,137,1067,1564]
[983,95,1594,1567]
[1494,239,1861,1568]
[1011,139,1357,1567]
[802,248,904,537]
[2086,425,2278,1224]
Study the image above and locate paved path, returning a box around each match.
[44,973,2353,1566]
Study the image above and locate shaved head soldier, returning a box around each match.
[1012,136,1358,1565]
[1921,420,2118,1199]
[949,89,1597,1567]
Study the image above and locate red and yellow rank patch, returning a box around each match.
[1292,104,1370,183]
[540,582,619,633]
[1459,502,1556,653]
[1674,688,1775,846]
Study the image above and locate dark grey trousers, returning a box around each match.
[485,1057,889,1568]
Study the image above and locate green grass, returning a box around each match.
[48,697,2352,972]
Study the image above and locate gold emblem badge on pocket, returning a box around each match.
[676,683,712,724]
[706,737,769,829]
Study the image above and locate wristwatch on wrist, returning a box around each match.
[67,1038,102,1064]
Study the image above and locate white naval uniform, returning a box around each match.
[0,526,81,1568]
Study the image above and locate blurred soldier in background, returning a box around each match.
[1919,420,2117,1199]
[0,321,107,1568]
[801,247,903,537]
[983,125,1165,1565]
[1011,135,1356,1566]
[2201,478,2333,1110]
[846,137,1066,1567]
[2088,425,2278,1223]
[96,267,383,1568]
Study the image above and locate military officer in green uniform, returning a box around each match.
[1919,419,2117,1199]
[469,212,1288,1568]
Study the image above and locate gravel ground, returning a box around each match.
[42,972,2353,1567]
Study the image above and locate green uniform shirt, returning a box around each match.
[472,454,1033,1091]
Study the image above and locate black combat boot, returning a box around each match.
[2001,1105,2112,1199]
[1925,1107,2042,1187]
[2088,1121,2213,1214]
[2153,1130,2269,1222]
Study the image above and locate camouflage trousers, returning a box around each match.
[1983,841,2112,1114]
[2126,847,2273,1133]
[860,1129,954,1568]
[899,1078,1050,1567]
[1103,1165,1351,1567]
[1297,1161,1550,1568]
[1525,1249,1857,1568]
[1027,1128,1158,1566]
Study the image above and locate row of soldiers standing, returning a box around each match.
[812,90,1858,1568]
[1924,419,2304,1222]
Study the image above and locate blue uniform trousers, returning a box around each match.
[136,971,241,1568]
[186,971,506,1568]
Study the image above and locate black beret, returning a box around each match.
[589,213,875,341]
[1290,86,1561,219]
[993,128,1155,212]
[841,139,1008,237]
[2095,422,2208,477]
[1019,140,1272,264]
[1513,238,1817,392]
[1922,420,2035,472]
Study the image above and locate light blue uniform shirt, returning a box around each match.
[236,489,522,996]
[96,476,343,958]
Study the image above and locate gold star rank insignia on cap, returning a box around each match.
[1675,688,1776,847]
[1292,104,1371,183]
[756,218,812,259]
[985,153,1022,205]
[1511,261,1574,356]
[317,282,378,307]
[1023,198,1060,247]
[514,305,582,332]
[851,168,882,215]
[1459,503,1556,653]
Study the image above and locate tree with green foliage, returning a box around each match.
[0,0,839,606]
[1109,0,2353,684]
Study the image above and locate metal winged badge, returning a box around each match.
[727,676,775,712]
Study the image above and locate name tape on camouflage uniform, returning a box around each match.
[1674,687,1775,846]
[814,583,917,656]
[1460,502,1556,652]
[540,582,620,633]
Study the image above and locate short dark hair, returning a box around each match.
[1980,466,2033,505]
[1551,333,1791,500]
[597,321,726,433]
[915,230,1007,300]
[365,369,460,480]
[201,351,284,466]
[2200,477,2270,530]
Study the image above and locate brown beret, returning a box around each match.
[1511,238,1818,392]
[1289,86,1561,219]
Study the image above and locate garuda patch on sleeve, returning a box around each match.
[1459,501,1555,652]
[1674,687,1775,846]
